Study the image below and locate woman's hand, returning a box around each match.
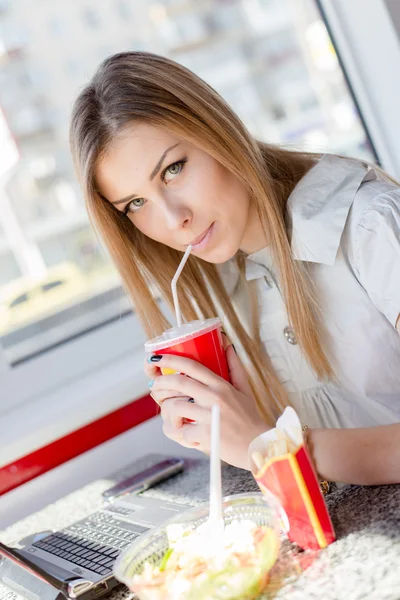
[144,345,267,470]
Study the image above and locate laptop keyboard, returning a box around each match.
[33,510,147,576]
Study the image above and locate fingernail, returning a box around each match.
[149,355,162,363]
[187,398,195,403]
[232,344,237,354]
[148,379,154,388]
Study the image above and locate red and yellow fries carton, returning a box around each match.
[249,408,336,551]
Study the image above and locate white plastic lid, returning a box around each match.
[144,317,222,353]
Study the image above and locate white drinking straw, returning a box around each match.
[171,244,192,327]
[209,404,223,524]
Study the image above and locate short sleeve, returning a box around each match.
[348,189,400,328]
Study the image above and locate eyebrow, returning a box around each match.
[111,142,180,206]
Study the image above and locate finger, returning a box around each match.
[149,354,221,388]
[144,354,163,379]
[180,423,210,449]
[162,421,200,448]
[225,344,253,397]
[161,398,210,429]
[158,397,196,428]
[221,331,231,351]
[152,374,219,408]
[151,390,190,407]
[149,394,162,415]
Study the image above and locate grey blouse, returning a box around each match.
[219,155,400,429]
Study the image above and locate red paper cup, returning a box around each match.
[144,318,230,381]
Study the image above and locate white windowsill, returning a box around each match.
[0,347,149,468]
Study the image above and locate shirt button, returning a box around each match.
[283,326,297,345]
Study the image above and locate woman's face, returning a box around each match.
[96,123,258,263]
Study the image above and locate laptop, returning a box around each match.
[0,493,188,599]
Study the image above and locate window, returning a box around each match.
[1,0,399,418]
[48,17,67,37]
[83,8,101,29]
[317,0,400,176]
[116,1,132,20]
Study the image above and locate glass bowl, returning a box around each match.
[113,492,281,600]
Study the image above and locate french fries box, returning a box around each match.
[249,407,336,551]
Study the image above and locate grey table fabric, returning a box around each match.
[1,455,399,600]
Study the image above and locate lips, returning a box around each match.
[187,224,212,247]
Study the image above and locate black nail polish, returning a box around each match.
[150,355,163,362]
[188,398,195,403]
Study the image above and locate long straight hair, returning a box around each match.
[70,51,335,425]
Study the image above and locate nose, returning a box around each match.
[161,197,192,231]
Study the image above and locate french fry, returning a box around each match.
[269,441,276,458]
[252,451,265,472]
[265,439,288,458]
[276,429,286,441]
[267,441,277,458]
[275,439,289,455]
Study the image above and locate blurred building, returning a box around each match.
[0,0,374,360]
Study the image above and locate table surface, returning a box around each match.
[1,454,399,600]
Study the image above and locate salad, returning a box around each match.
[127,519,280,600]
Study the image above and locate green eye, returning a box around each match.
[163,158,187,183]
[168,163,180,175]
[124,197,146,215]
[132,198,145,207]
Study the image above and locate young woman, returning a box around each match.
[70,52,400,486]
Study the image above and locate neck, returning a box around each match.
[239,203,268,255]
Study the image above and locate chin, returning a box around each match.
[200,244,239,264]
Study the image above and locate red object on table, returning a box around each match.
[255,443,336,550]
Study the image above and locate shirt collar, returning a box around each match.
[244,247,274,286]
[220,155,376,288]
[286,154,375,265]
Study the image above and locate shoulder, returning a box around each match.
[343,174,400,327]
[287,154,397,266]
[348,176,400,233]
[344,170,400,262]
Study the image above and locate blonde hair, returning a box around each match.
[70,51,335,426]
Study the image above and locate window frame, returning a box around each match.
[317,0,400,178]
[0,310,147,414]
[2,0,400,459]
